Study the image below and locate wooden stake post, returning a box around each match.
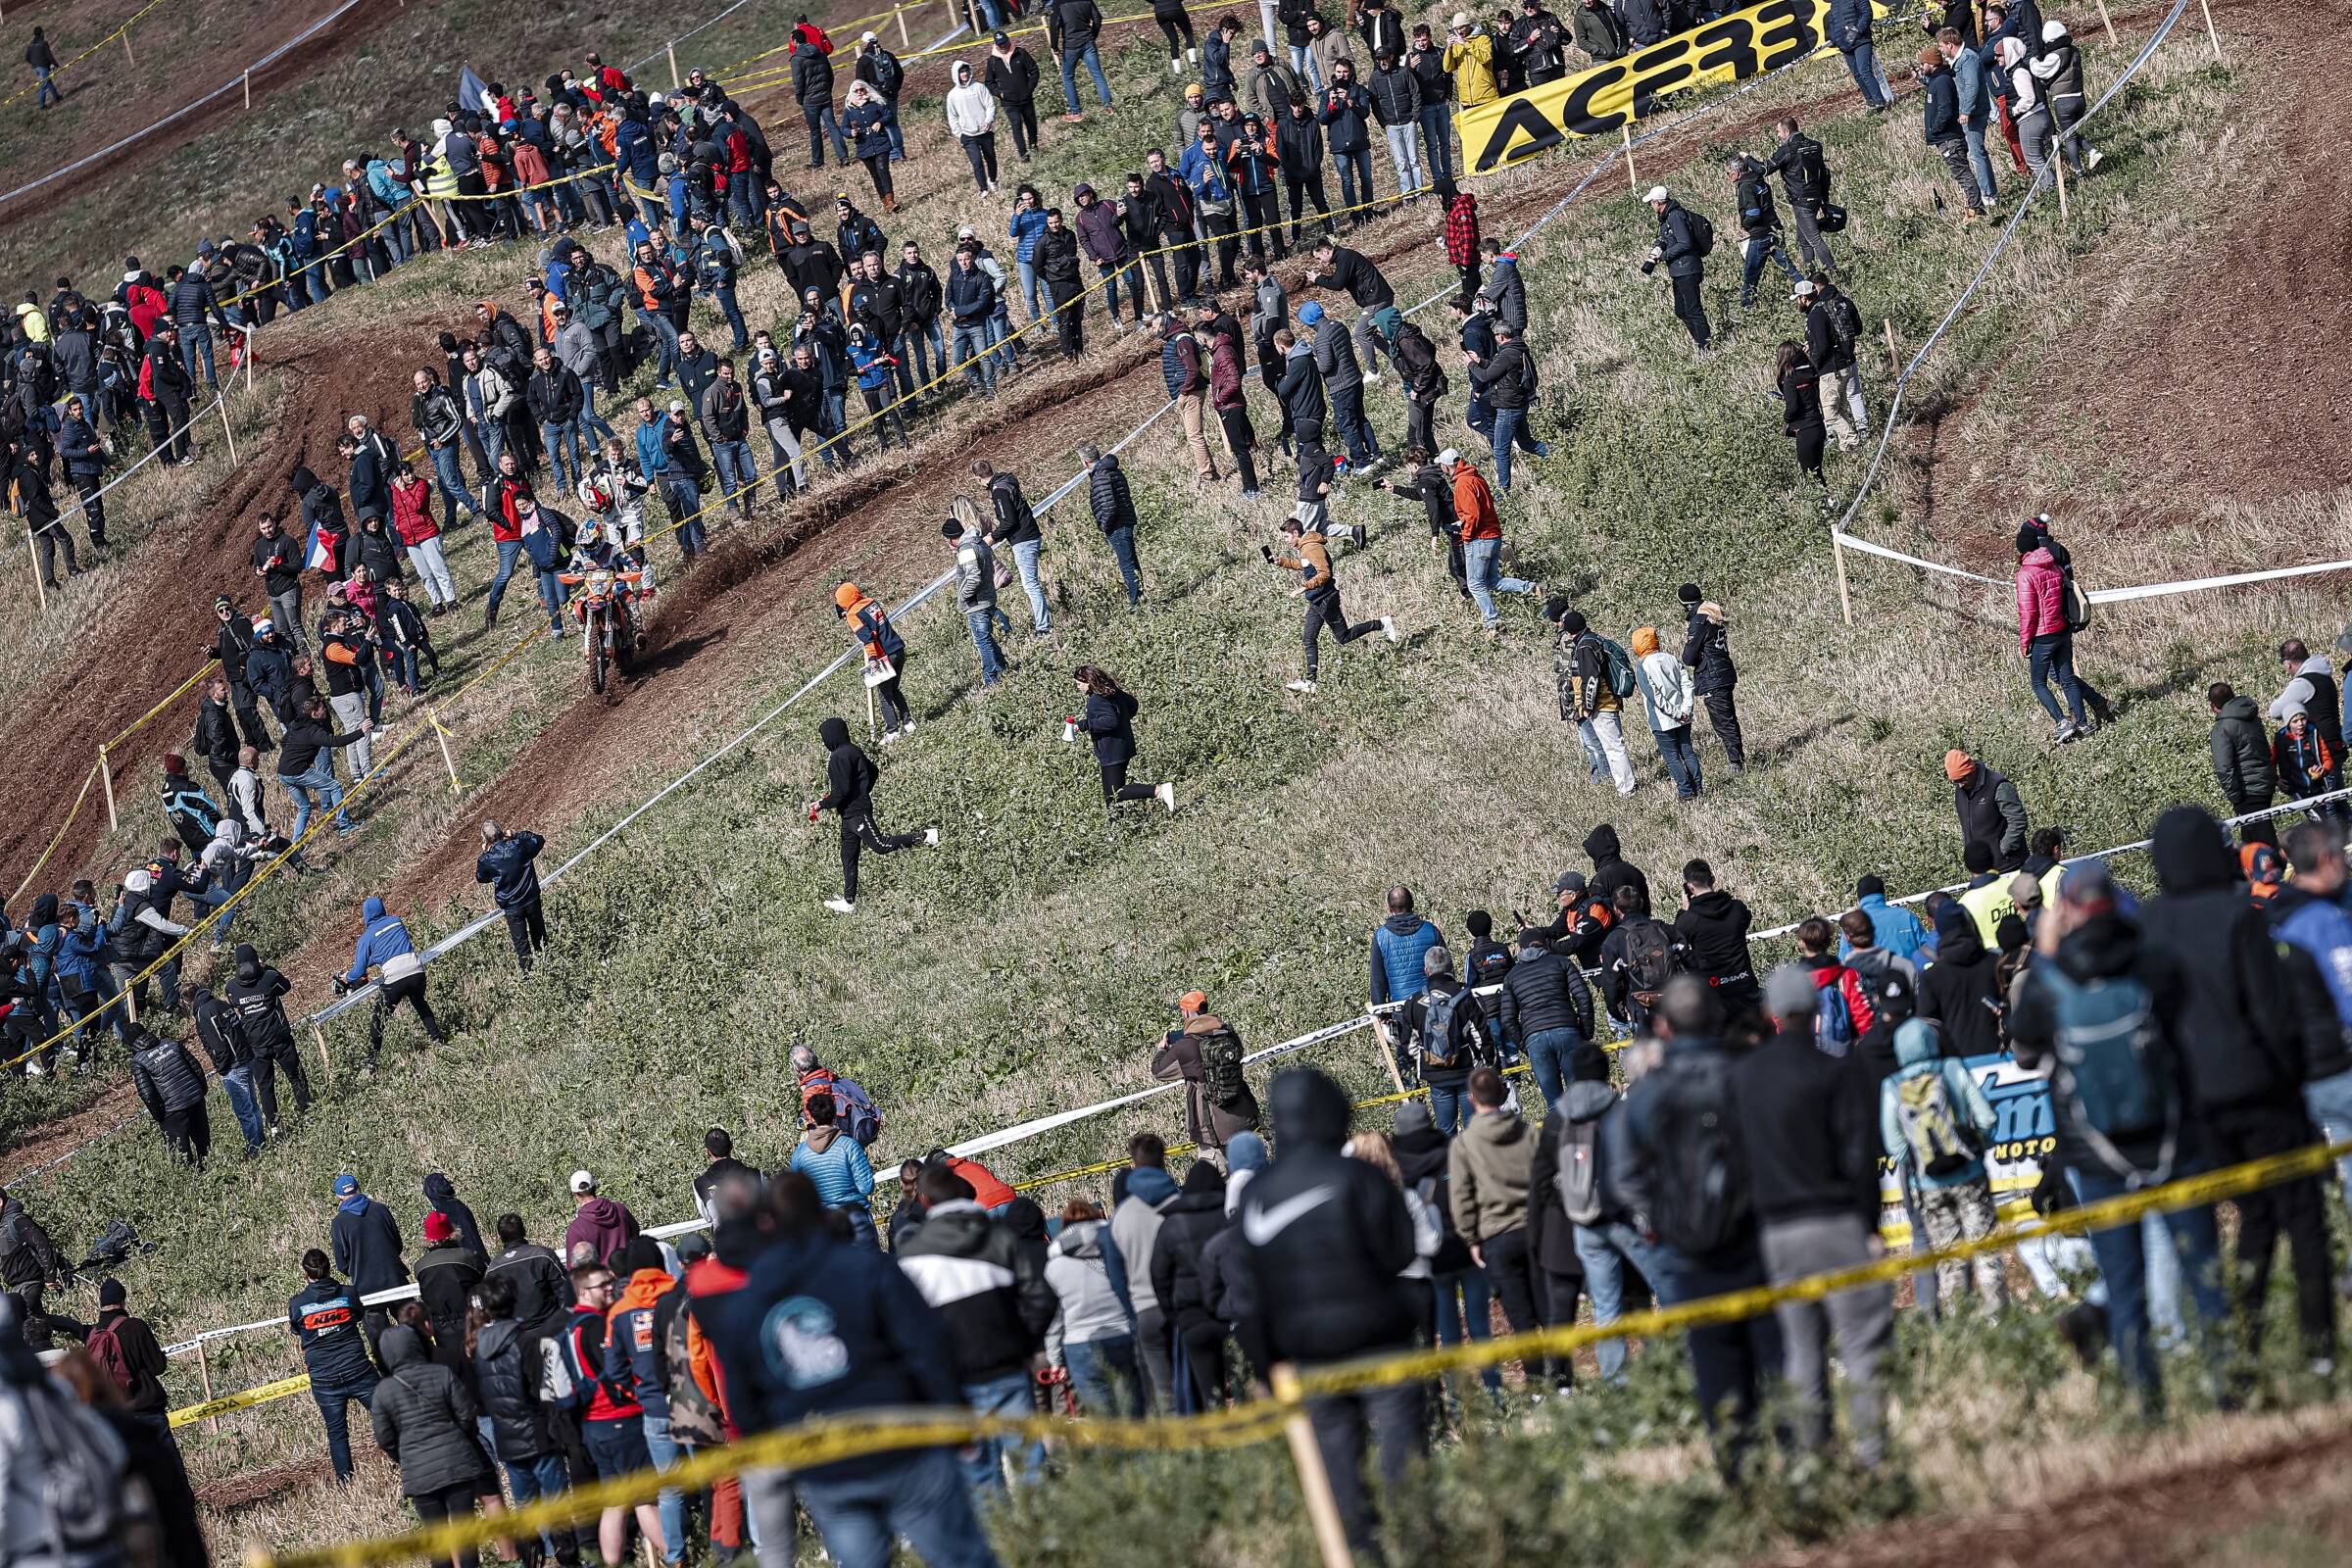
[1366,1014,1408,1097]
[243,70,251,109]
[2094,0,2116,42]
[2051,141,2069,220]
[1272,1364,1356,1568]
[24,528,46,611]
[1883,317,1901,378]
[2198,0,2222,60]
[99,744,118,831]
[1621,124,1637,193]
[122,26,133,66]
[427,710,461,792]
[195,1338,218,1431]
[1833,530,1855,625]
[667,41,680,88]
[896,2,911,47]
[312,1021,333,1084]
[218,397,238,465]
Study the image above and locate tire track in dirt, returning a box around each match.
[1917,0,2350,551]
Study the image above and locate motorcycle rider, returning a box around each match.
[563,518,645,652]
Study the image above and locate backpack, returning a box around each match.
[804,1070,884,1147]
[1824,291,1864,355]
[1557,1111,1606,1225]
[1892,1062,1979,1179]
[2043,968,2180,1183]
[1595,635,1638,700]
[1644,1051,1748,1255]
[2059,563,2092,632]
[539,1324,587,1411]
[1419,986,1471,1071]
[1195,1024,1250,1112]
[84,1320,134,1397]
[1686,209,1716,257]
[1812,974,1856,1056]
[1620,918,1678,1005]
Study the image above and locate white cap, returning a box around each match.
[1436,447,1459,466]
[569,1169,596,1195]
[1643,184,1669,203]
[861,28,877,40]
[1451,10,1471,25]
[1791,279,1817,298]
[649,90,666,105]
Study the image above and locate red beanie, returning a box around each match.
[163,753,188,776]
[423,1210,456,1244]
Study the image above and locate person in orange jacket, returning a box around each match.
[1443,447,1535,634]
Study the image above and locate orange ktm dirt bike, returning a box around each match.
[557,566,644,697]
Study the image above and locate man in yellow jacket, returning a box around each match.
[1444,13,1500,107]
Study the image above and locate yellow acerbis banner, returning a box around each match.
[1459,0,1839,172]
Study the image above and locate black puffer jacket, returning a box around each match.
[1496,943,1595,1047]
[415,1244,486,1378]
[370,1325,492,1497]
[1147,1162,1229,1329]
[1680,606,1737,692]
[129,1035,207,1117]
[1088,454,1136,534]
[1234,1069,1416,1372]
[471,1317,551,1462]
[2138,807,2310,1111]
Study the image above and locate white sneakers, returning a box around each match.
[879,729,900,745]
[1382,616,1399,643]
[824,897,856,913]
[924,826,941,846]
[2084,148,2104,172]
[1286,679,1319,694]
[1155,781,1176,813]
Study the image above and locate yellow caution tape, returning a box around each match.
[237,1135,2350,1568]
[10,763,98,903]
[0,0,174,112]
[100,660,220,755]
[171,1371,315,1427]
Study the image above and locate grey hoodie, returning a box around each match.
[1044,1218,1132,1358]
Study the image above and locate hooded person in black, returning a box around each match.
[1235,1068,1420,1559]
[2138,806,2336,1366]
[1915,896,2002,1059]
[1583,823,1649,912]
[808,714,935,913]
[422,1173,485,1260]
[1671,858,1758,1023]
[1149,1161,1234,1408]
[225,941,310,1130]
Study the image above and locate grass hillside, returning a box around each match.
[16,12,2352,1562]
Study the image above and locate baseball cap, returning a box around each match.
[1643,184,1670,203]
[668,398,687,414]
[569,1169,596,1195]
[1176,989,1208,1012]
[993,29,1011,42]
[332,1174,359,1197]
[1436,447,1459,466]
[1551,869,1587,896]
[1792,279,1817,298]
[861,28,877,40]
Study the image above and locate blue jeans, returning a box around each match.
[1521,1026,1592,1109]
[1064,1334,1145,1417]
[501,1451,572,1556]
[643,310,682,385]
[1573,1221,1666,1383]
[711,438,758,514]
[959,1370,1042,1494]
[1840,41,1888,107]
[1429,1268,1502,1394]
[964,609,1005,684]
[1333,148,1374,214]
[1655,723,1702,798]
[1010,537,1049,633]
[1058,41,1112,110]
[2303,1066,2352,1212]
[1461,536,1534,628]
[427,442,470,524]
[1962,121,1999,200]
[1419,103,1455,184]
[539,418,583,495]
[711,283,749,348]
[1015,258,1045,323]
[987,311,1016,375]
[661,475,707,554]
[1106,525,1142,605]
[579,384,618,444]
[2075,1159,2229,1409]
[1489,407,1547,491]
[33,65,59,108]
[312,1375,379,1482]
[1739,232,1800,306]
[796,1446,999,1568]
[2027,630,2106,727]
[1330,379,1377,466]
[952,320,998,395]
[277,763,352,838]
[180,328,219,389]
[902,319,946,393]
[804,103,849,166]
[1291,44,1323,91]
[641,1413,689,1563]
[485,536,526,620]
[1427,1080,1465,1135]
[221,1063,266,1152]
[1097,260,1145,323]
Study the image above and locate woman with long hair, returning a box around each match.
[1775,338,1827,486]
[1068,665,1175,817]
[1344,1128,1444,1343]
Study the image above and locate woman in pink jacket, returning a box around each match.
[2014,517,2110,742]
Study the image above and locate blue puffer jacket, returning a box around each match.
[1370,913,1443,1006]
[345,896,421,986]
[1007,206,1051,266]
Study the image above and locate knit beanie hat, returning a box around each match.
[1943,749,1975,782]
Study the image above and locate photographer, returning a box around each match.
[1640,184,1712,351]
